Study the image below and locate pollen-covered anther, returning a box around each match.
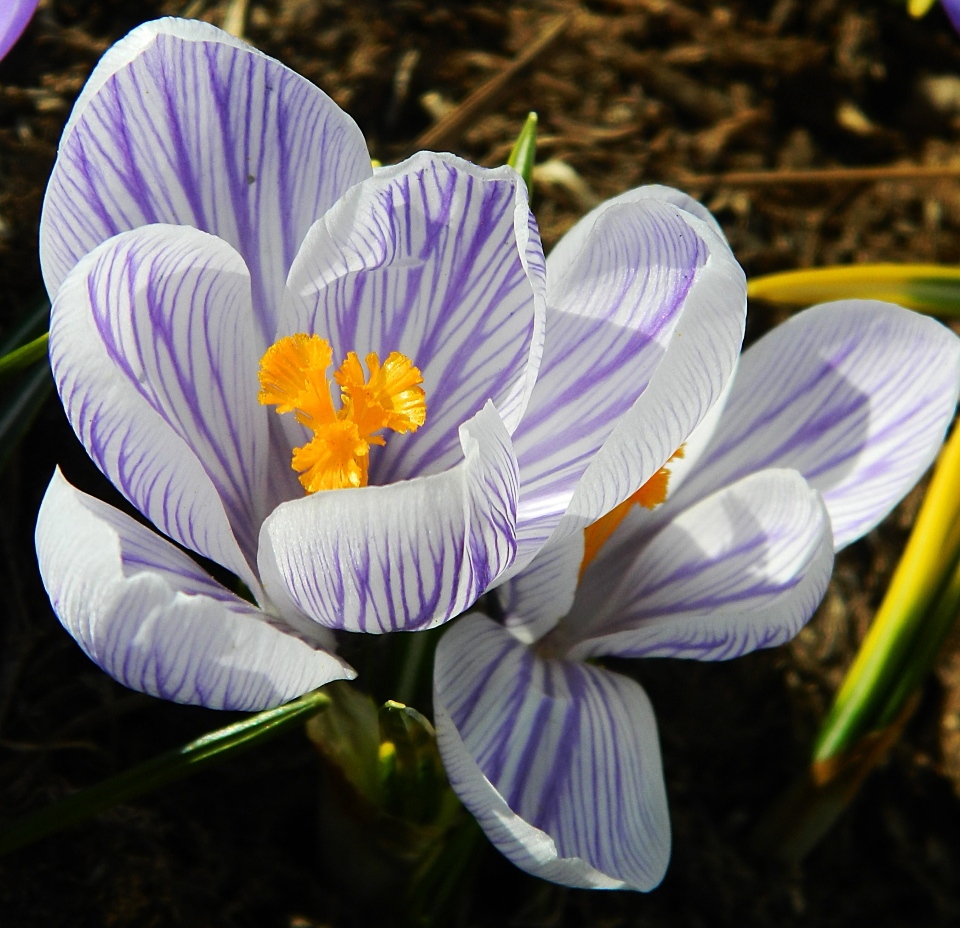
[579,446,685,579]
[258,334,427,493]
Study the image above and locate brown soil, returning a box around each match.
[3,0,960,925]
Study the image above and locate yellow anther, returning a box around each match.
[579,446,684,580]
[258,334,426,493]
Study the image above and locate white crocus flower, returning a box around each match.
[434,299,960,890]
[35,19,746,711]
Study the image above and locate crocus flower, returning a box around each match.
[0,0,39,61]
[434,298,960,890]
[35,19,747,710]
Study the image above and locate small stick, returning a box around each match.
[409,14,572,155]
[678,163,960,187]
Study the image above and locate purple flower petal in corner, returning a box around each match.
[0,0,38,62]
[942,0,960,33]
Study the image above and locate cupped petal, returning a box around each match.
[51,224,270,586]
[40,17,371,342]
[0,0,39,61]
[434,615,670,891]
[507,198,745,574]
[672,300,960,550]
[258,402,518,633]
[545,183,727,276]
[36,470,353,711]
[279,152,545,481]
[498,533,585,644]
[562,469,833,661]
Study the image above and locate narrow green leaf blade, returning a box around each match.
[0,688,331,854]
[0,300,49,356]
[0,331,49,380]
[507,112,538,193]
[813,423,960,763]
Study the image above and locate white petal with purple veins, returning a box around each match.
[507,201,745,574]
[36,470,353,711]
[434,615,670,890]
[258,402,519,633]
[545,183,727,275]
[40,17,371,342]
[279,153,545,481]
[498,534,584,644]
[563,469,833,661]
[672,301,960,549]
[51,225,269,586]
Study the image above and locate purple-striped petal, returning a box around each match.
[40,17,371,343]
[672,301,960,550]
[36,470,353,711]
[258,402,518,633]
[279,153,545,481]
[51,225,270,584]
[507,196,745,574]
[497,534,584,644]
[561,469,833,661]
[434,615,670,890]
[942,0,960,33]
[0,0,38,61]
[546,184,727,274]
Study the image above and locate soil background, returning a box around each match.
[3,0,960,925]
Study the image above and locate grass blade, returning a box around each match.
[0,688,332,854]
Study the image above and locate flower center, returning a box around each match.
[579,446,684,579]
[258,333,427,493]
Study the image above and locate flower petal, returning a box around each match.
[279,152,545,482]
[497,533,584,644]
[942,0,960,33]
[545,183,727,275]
[258,402,518,633]
[36,469,353,711]
[563,469,833,661]
[40,17,371,342]
[51,224,270,584]
[507,197,745,574]
[0,0,39,61]
[434,615,670,891]
[673,301,960,549]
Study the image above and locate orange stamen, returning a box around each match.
[579,446,685,580]
[258,334,426,493]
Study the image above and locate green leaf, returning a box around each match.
[306,680,382,805]
[0,688,332,854]
[507,112,538,193]
[813,422,960,763]
[747,264,960,317]
[0,299,49,356]
[0,332,49,381]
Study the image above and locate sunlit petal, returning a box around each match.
[36,470,353,711]
[40,17,371,342]
[258,402,518,632]
[435,615,669,890]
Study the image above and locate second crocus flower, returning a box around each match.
[435,298,960,890]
